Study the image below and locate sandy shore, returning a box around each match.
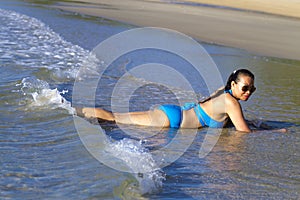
[184,0,300,18]
[50,0,300,60]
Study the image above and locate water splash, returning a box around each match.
[108,138,165,194]
[19,77,75,114]
[74,116,165,195]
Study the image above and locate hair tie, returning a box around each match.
[233,70,237,74]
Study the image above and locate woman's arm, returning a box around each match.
[226,98,251,133]
[225,99,288,133]
[250,120,288,133]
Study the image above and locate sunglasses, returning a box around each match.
[237,82,256,93]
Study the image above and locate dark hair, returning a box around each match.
[224,69,255,90]
[199,69,254,103]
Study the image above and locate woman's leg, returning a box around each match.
[114,110,170,127]
[77,107,170,127]
[77,107,114,121]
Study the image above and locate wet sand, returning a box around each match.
[50,0,300,60]
[184,0,300,18]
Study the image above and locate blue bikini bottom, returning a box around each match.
[158,103,224,128]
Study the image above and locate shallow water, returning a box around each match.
[0,1,299,199]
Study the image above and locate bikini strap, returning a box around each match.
[182,102,197,110]
[225,89,233,96]
[194,104,206,127]
[181,102,206,126]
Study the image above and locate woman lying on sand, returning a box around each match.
[76,69,287,133]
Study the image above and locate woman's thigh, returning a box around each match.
[114,109,170,127]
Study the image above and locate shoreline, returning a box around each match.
[46,0,300,60]
[182,0,300,19]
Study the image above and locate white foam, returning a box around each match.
[20,77,75,114]
[108,138,165,194]
[0,8,103,112]
[0,8,90,81]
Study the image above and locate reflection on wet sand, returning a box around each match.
[208,130,248,172]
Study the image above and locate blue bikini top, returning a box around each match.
[182,102,225,128]
[181,90,232,128]
[225,89,233,96]
[181,90,233,128]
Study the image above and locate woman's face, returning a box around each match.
[231,75,256,101]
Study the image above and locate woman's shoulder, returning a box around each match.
[206,92,236,107]
[224,93,240,107]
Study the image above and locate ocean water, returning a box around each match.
[0,1,299,199]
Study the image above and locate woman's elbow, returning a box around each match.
[235,127,252,133]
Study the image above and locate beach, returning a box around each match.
[49,0,300,60]
[1,1,300,199]
[184,0,300,18]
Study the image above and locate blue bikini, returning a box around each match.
[158,104,182,128]
[158,90,232,128]
[158,103,224,128]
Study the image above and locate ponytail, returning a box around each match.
[200,69,255,103]
[225,69,254,90]
[224,70,238,90]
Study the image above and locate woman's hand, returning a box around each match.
[251,120,288,133]
[274,128,288,133]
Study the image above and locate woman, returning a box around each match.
[76,69,285,133]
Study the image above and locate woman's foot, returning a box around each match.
[75,107,115,121]
[75,107,95,118]
[75,107,85,117]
